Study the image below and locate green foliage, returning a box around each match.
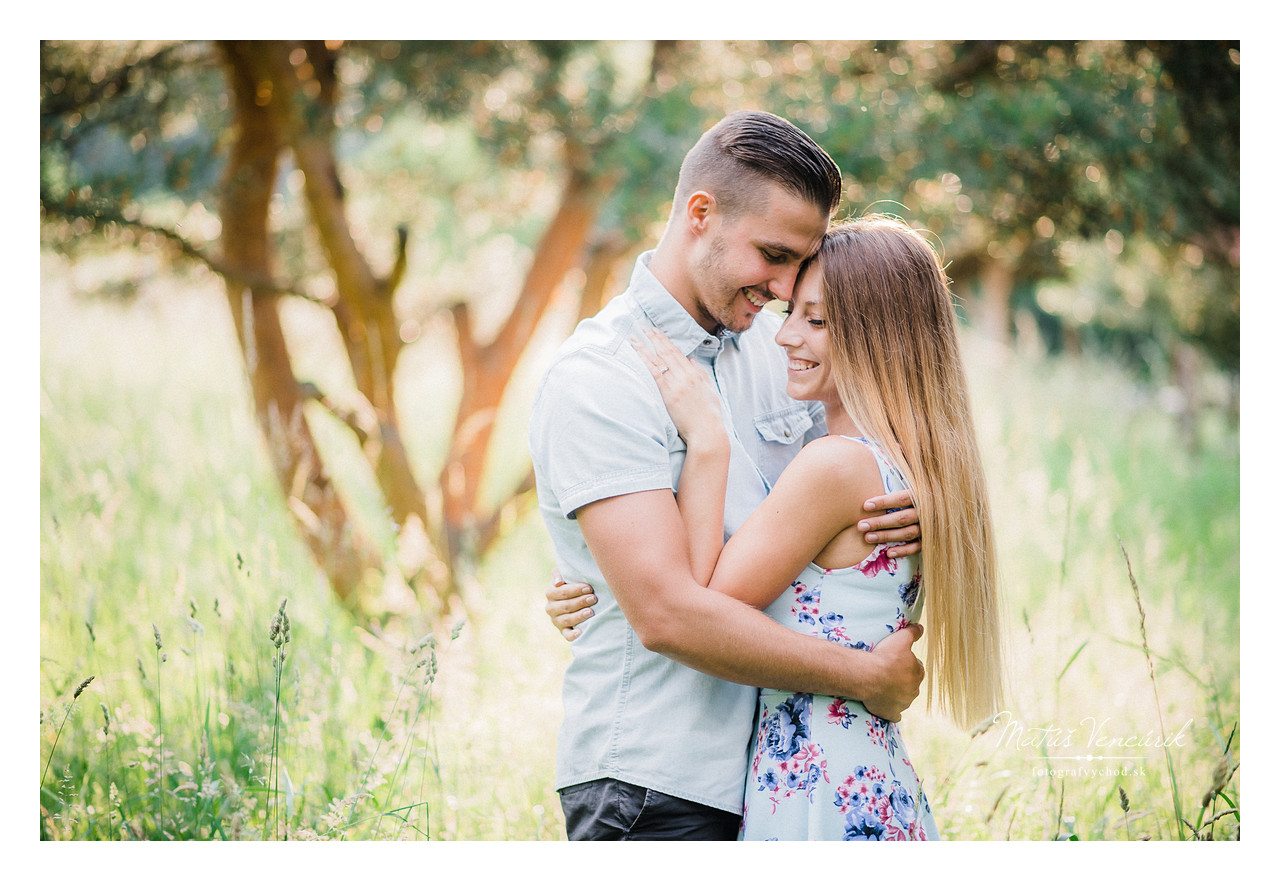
[41,42,228,214]
[40,39,1238,378]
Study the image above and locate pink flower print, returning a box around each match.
[855,545,899,577]
[883,823,909,841]
[866,717,889,750]
[827,698,858,729]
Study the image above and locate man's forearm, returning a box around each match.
[577,489,922,720]
[639,579,883,700]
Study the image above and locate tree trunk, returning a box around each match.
[975,256,1016,347]
[256,41,451,599]
[577,233,631,324]
[442,166,603,580]
[218,41,376,601]
[1171,339,1202,451]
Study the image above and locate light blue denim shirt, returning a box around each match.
[529,251,826,812]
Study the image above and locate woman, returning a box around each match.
[627,214,1004,840]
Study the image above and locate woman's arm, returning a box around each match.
[676,434,729,585]
[706,436,886,609]
[630,329,729,586]
[631,330,888,610]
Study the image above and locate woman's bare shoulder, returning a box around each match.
[779,435,885,508]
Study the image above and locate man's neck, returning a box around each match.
[647,241,719,334]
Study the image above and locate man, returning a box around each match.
[528,111,924,841]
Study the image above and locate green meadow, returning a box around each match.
[39,248,1239,842]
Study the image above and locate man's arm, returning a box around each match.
[546,489,923,637]
[576,488,923,721]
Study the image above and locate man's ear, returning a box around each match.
[684,190,716,235]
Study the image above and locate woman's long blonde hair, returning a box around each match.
[818,214,1004,728]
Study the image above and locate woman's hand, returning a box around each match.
[545,569,597,642]
[630,328,727,451]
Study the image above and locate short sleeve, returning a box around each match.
[529,346,679,519]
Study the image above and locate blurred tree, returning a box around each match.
[585,39,1238,377]
[40,39,677,610]
[40,39,1238,608]
[806,40,1238,374]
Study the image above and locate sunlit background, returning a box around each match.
[39,40,1239,845]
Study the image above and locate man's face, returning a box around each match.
[689,184,829,334]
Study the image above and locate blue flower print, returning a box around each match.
[752,694,830,808]
[900,572,921,608]
[833,766,927,841]
[763,694,812,761]
[844,809,888,841]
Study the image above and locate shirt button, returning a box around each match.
[784,429,791,438]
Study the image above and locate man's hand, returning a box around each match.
[861,623,924,722]
[545,569,597,642]
[858,489,922,558]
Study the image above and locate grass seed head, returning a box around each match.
[1118,786,1130,812]
[1202,755,1232,807]
[269,598,291,648]
[152,623,163,651]
[73,676,94,700]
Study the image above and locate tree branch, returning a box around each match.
[39,191,327,301]
[40,41,184,126]
[297,381,378,445]
[379,225,409,300]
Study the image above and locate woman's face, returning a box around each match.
[774,268,837,408]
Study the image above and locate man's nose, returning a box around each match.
[767,265,801,302]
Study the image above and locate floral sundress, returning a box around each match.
[740,437,939,841]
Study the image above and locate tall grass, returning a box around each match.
[39,248,1238,841]
[902,335,1240,841]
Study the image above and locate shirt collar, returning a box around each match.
[630,251,744,355]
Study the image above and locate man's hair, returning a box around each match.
[674,111,842,218]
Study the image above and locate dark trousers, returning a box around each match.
[559,779,741,841]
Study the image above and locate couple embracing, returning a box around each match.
[528,111,1004,841]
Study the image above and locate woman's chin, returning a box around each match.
[784,380,816,402]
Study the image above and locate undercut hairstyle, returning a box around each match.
[815,215,1005,729]
[674,111,843,220]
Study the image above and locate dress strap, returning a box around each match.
[836,435,910,497]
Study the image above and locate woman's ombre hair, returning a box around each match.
[815,214,1004,728]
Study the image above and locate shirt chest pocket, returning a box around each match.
[751,405,813,486]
